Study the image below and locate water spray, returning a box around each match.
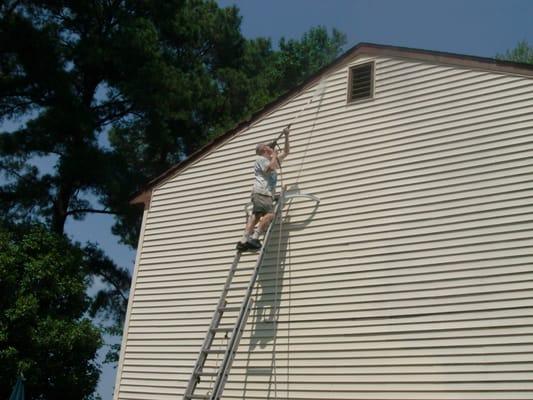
[268,78,327,149]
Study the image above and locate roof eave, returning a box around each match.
[129,42,533,207]
[128,42,363,206]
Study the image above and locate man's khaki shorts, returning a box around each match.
[252,193,274,215]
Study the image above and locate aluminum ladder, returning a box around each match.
[183,190,319,400]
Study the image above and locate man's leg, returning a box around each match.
[242,213,260,241]
[254,212,274,238]
[237,212,262,251]
[237,194,273,251]
[248,194,275,248]
[247,212,273,248]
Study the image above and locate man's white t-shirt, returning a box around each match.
[252,155,277,197]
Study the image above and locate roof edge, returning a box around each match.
[129,42,364,205]
[129,42,533,205]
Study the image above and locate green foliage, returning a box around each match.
[0,1,347,247]
[0,2,348,396]
[497,40,533,64]
[275,26,346,95]
[83,243,130,328]
[223,26,346,128]
[0,222,102,399]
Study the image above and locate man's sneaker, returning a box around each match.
[247,238,262,250]
[236,241,249,251]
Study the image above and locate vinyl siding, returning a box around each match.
[115,54,533,399]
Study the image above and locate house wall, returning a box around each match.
[115,53,533,399]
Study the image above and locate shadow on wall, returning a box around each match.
[242,183,320,398]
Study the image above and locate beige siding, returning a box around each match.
[115,54,533,399]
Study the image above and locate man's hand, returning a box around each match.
[267,150,278,171]
[279,126,290,160]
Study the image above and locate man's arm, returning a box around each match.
[278,127,290,162]
[266,151,278,171]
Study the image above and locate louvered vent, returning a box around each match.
[348,62,374,102]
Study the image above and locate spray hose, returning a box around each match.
[268,78,327,398]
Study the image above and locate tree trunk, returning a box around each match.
[51,182,73,235]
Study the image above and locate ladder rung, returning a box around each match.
[218,306,240,312]
[236,266,254,271]
[240,250,262,257]
[205,349,226,354]
[228,284,248,290]
[233,269,254,276]
[211,327,232,333]
[216,326,233,331]
[197,371,218,377]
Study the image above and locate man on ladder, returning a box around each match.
[236,126,290,251]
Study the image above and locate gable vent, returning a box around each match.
[348,62,374,102]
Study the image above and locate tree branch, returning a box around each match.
[1,165,26,180]
[98,112,135,128]
[98,270,129,304]
[2,0,23,19]
[66,208,121,216]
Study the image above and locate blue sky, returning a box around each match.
[219,0,533,57]
[3,1,533,399]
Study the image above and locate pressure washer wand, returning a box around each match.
[268,124,291,149]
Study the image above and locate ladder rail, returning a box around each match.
[184,189,319,400]
[183,252,241,398]
[210,195,285,400]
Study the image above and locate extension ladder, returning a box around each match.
[183,190,319,400]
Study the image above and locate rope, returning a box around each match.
[269,78,326,399]
[272,164,284,399]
